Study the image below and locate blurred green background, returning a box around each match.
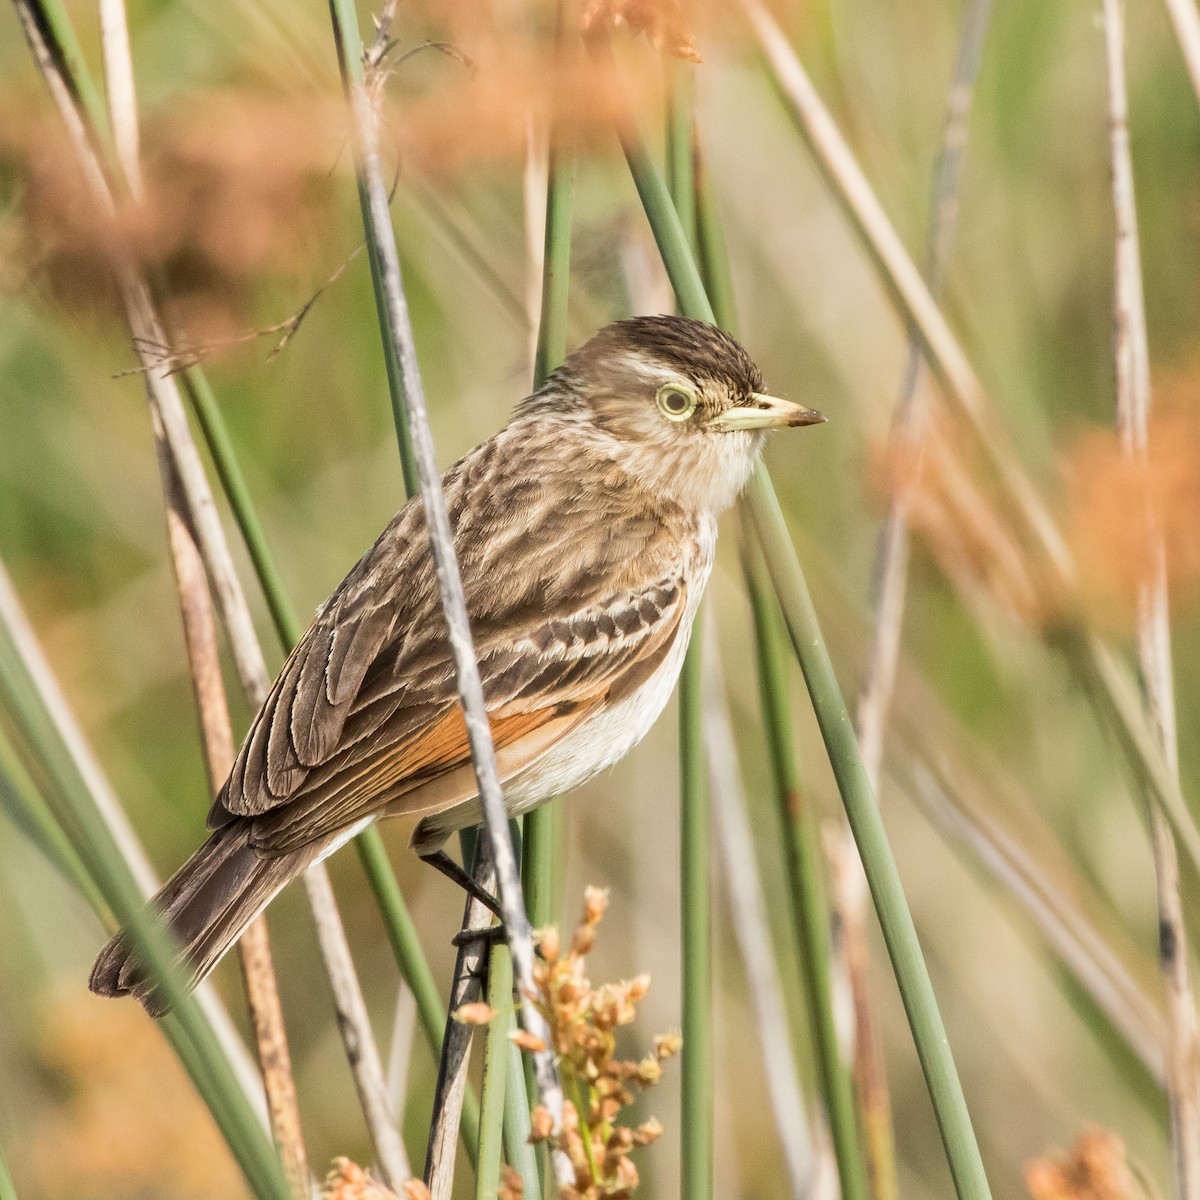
[2,0,1200,1196]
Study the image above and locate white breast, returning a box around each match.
[406,521,716,852]
[500,527,713,816]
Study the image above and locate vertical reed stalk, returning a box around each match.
[97,0,308,1176]
[696,128,865,1200]
[702,625,819,1199]
[327,2,572,1189]
[475,946,514,1200]
[745,477,991,1200]
[425,853,498,1199]
[1102,5,1200,1194]
[599,51,989,1193]
[665,59,712,1200]
[742,541,868,1200]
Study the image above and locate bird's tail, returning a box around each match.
[89,822,318,1017]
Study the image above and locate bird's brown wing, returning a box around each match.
[210,427,693,855]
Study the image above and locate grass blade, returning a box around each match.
[696,116,866,1200]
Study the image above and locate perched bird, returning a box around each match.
[90,314,824,1014]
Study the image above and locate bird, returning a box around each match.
[90,314,825,1015]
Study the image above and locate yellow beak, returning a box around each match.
[715,393,827,432]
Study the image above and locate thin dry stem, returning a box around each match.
[339,36,571,1186]
[155,427,311,1197]
[909,765,1164,1082]
[424,853,497,1200]
[13,2,407,1177]
[98,0,142,197]
[307,865,412,1189]
[702,628,819,1200]
[1103,3,1200,1194]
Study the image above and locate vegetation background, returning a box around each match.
[1,0,1198,1197]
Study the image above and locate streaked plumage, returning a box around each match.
[90,315,824,1014]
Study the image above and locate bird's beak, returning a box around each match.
[715,393,827,432]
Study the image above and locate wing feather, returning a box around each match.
[212,422,699,854]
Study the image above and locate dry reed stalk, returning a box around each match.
[306,863,412,1188]
[423,854,498,1200]
[329,5,572,1187]
[909,765,1165,1082]
[13,0,408,1177]
[154,430,311,1197]
[1102,4,1200,1195]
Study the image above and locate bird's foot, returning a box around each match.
[452,923,509,951]
[419,848,504,921]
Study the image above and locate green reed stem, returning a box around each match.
[744,545,870,1200]
[476,947,513,1200]
[610,79,991,1200]
[698,134,870,1200]
[0,1142,17,1200]
[0,726,106,915]
[0,618,290,1200]
[522,48,575,936]
[180,369,303,647]
[665,63,713,1200]
[678,638,713,1200]
[695,158,738,339]
[745,475,991,1200]
[503,1036,540,1194]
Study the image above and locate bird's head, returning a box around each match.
[518,315,825,516]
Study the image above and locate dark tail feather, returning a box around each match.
[89,822,316,1017]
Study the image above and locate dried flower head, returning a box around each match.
[1025,1128,1134,1200]
[1062,390,1200,627]
[582,0,703,62]
[498,1165,525,1200]
[519,888,679,1198]
[321,1156,401,1199]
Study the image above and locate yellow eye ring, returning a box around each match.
[656,383,698,421]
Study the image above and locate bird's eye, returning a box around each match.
[656,383,697,421]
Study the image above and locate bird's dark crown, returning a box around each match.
[553,314,764,400]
